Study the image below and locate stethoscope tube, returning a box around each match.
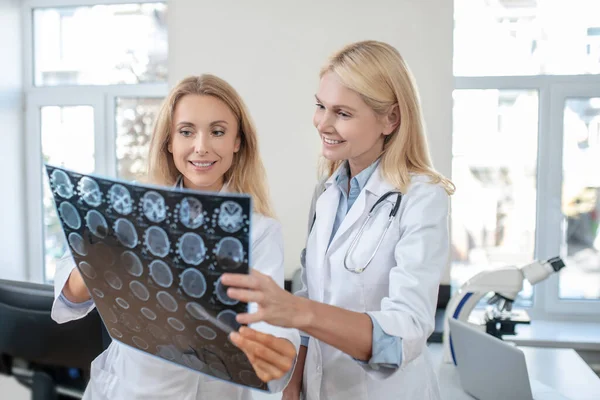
[343,191,402,274]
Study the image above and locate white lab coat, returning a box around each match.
[296,164,449,400]
[52,212,300,400]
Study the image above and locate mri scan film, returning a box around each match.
[44,165,266,391]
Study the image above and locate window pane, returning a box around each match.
[116,97,163,182]
[454,0,600,76]
[33,3,167,86]
[451,90,539,306]
[42,106,95,282]
[560,97,600,300]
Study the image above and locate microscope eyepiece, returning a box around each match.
[547,257,566,272]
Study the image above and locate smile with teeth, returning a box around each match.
[190,161,216,167]
[323,137,345,145]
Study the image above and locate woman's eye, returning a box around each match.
[338,111,351,118]
[315,103,325,110]
[212,130,225,137]
[180,130,193,137]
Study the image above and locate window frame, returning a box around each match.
[454,74,600,320]
[22,0,168,283]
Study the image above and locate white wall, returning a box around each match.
[0,0,26,281]
[169,0,453,280]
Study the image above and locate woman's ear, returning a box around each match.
[384,104,401,136]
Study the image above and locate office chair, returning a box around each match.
[0,279,109,400]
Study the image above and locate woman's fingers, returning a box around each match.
[221,272,260,289]
[229,328,296,379]
[234,311,261,325]
[239,327,297,359]
[249,356,285,382]
[227,287,263,303]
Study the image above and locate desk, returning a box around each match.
[429,343,600,400]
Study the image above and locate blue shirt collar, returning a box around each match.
[335,158,380,194]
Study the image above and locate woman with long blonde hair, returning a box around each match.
[51,74,299,400]
[223,40,453,400]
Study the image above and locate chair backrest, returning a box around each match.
[0,279,106,370]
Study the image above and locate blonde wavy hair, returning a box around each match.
[319,40,455,195]
[147,74,274,217]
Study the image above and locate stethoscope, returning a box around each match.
[343,191,402,274]
[301,190,403,275]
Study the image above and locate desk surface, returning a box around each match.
[429,343,600,400]
[511,320,600,351]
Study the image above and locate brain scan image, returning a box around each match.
[217,201,244,233]
[104,270,123,290]
[43,165,262,390]
[180,268,207,299]
[185,302,210,321]
[59,202,81,230]
[121,251,143,277]
[182,352,207,371]
[132,336,150,350]
[116,297,130,310]
[129,280,150,301]
[79,261,96,279]
[85,210,109,238]
[208,359,231,381]
[104,308,118,324]
[141,307,157,321]
[114,218,138,249]
[91,242,116,267]
[157,291,178,313]
[144,226,171,258]
[196,325,217,341]
[78,177,102,207]
[217,310,241,331]
[157,345,177,361]
[215,276,238,305]
[108,184,133,215]
[149,324,169,341]
[141,191,167,223]
[177,233,206,266]
[120,313,141,332]
[167,317,186,332]
[239,370,264,388]
[215,237,244,270]
[68,232,88,256]
[111,328,123,339]
[149,260,173,288]
[179,197,204,229]
[50,169,74,199]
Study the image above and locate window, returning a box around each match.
[559,97,600,301]
[451,89,538,305]
[33,3,167,86]
[115,97,163,182]
[24,1,168,283]
[454,0,600,76]
[453,0,600,317]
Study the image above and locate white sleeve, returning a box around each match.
[51,251,96,324]
[248,216,301,393]
[368,181,449,370]
[293,180,325,343]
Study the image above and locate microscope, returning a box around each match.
[443,256,566,364]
